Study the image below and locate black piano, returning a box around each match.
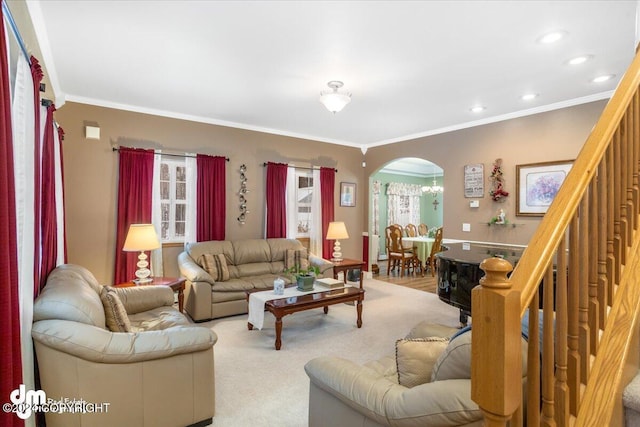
[436,242,525,326]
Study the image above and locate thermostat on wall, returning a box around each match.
[469,200,480,208]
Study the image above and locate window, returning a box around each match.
[295,171,313,237]
[160,159,187,242]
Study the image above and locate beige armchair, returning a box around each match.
[305,322,528,427]
[32,264,217,427]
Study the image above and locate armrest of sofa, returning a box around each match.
[178,251,215,285]
[309,255,334,276]
[32,319,217,363]
[113,285,175,315]
[305,356,482,427]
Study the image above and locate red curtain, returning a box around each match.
[320,167,335,259]
[196,155,226,241]
[30,57,43,296]
[38,104,58,293]
[114,147,154,284]
[0,7,24,425]
[265,162,288,238]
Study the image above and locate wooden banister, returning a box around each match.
[472,46,640,426]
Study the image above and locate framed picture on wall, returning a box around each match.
[516,160,573,216]
[340,182,356,207]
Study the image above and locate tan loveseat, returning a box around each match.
[32,264,217,427]
[305,322,528,427]
[178,238,334,321]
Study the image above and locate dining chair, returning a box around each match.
[426,227,443,277]
[418,223,428,236]
[384,225,400,273]
[387,226,419,277]
[405,223,417,237]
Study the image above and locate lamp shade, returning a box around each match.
[123,224,161,251]
[326,221,349,240]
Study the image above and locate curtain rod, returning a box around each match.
[262,162,337,173]
[112,147,229,161]
[2,1,31,65]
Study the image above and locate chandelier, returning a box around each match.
[319,81,351,113]
[422,175,443,195]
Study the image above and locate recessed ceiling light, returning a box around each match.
[470,106,486,113]
[567,55,592,65]
[537,30,568,44]
[521,93,538,101]
[592,74,615,83]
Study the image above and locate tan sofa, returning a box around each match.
[32,264,217,427]
[305,322,528,427]
[178,238,334,321]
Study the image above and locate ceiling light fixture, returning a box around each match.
[470,106,486,113]
[319,81,351,113]
[567,55,592,65]
[537,30,567,44]
[521,93,538,101]
[592,74,615,83]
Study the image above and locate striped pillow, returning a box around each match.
[284,249,309,271]
[200,253,230,282]
[99,286,132,332]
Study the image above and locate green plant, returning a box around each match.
[284,264,320,279]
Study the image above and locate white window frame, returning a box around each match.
[160,158,188,243]
[295,170,314,238]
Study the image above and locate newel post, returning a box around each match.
[471,257,522,427]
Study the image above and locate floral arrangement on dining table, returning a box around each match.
[489,158,509,202]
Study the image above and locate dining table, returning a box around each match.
[401,236,435,270]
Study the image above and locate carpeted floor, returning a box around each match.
[198,278,461,427]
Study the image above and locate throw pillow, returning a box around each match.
[396,337,449,388]
[284,248,309,271]
[99,286,132,332]
[200,253,230,282]
[430,329,472,382]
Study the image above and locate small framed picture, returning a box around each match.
[516,160,573,216]
[340,182,356,207]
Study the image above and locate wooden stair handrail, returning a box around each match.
[511,49,640,312]
[472,45,640,426]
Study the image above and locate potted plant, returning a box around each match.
[285,265,320,291]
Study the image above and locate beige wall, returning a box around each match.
[56,103,365,284]
[365,100,607,246]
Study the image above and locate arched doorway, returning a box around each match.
[368,157,444,270]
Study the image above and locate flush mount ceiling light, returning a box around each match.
[521,93,538,101]
[537,30,568,44]
[592,74,615,83]
[470,105,486,113]
[319,81,351,113]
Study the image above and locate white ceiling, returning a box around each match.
[26,1,637,148]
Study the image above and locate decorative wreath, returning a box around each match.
[489,158,509,202]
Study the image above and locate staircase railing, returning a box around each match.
[471,46,640,426]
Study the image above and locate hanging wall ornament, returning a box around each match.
[489,158,509,202]
[238,164,249,224]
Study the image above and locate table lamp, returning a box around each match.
[123,224,161,283]
[326,221,349,262]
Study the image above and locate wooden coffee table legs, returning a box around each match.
[275,317,283,350]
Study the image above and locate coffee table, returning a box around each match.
[246,286,365,350]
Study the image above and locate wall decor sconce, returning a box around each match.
[238,164,249,224]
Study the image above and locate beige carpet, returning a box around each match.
[198,278,461,427]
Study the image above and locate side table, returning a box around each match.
[115,277,185,313]
[332,259,365,289]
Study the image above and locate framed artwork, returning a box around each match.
[464,163,484,198]
[516,160,573,216]
[340,182,356,207]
